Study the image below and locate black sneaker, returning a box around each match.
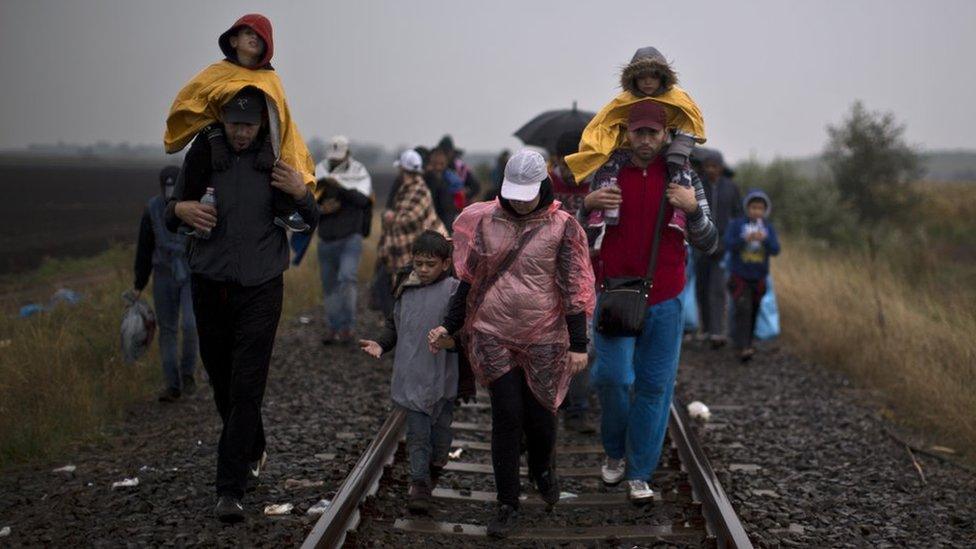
[486,503,519,539]
[181,375,197,396]
[534,469,560,508]
[214,496,245,523]
[246,451,267,492]
[157,387,181,403]
[406,480,432,515]
[273,212,310,233]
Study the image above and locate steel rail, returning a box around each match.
[301,408,406,549]
[669,399,753,548]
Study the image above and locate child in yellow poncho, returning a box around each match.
[164,14,315,232]
[567,47,706,231]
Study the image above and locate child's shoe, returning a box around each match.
[407,480,432,515]
[274,212,310,233]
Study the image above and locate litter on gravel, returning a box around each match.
[0,526,10,537]
[687,400,712,421]
[111,477,139,489]
[306,499,331,515]
[263,503,294,516]
[448,448,464,460]
[52,465,76,473]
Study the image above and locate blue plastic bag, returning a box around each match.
[754,275,780,340]
[680,246,699,332]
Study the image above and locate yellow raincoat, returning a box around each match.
[565,87,706,182]
[164,61,315,186]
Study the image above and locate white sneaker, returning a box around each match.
[601,457,625,485]
[627,479,655,501]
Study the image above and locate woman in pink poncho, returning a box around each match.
[428,149,595,538]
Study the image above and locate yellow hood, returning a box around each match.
[164,61,315,186]
[565,86,706,182]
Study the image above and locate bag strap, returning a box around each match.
[466,219,546,314]
[643,182,671,284]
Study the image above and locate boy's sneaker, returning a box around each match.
[406,480,432,515]
[335,329,355,345]
[533,469,560,508]
[214,496,245,523]
[157,387,181,403]
[274,212,310,233]
[627,479,655,502]
[181,375,197,396]
[601,457,625,485]
[486,503,519,539]
[246,451,267,492]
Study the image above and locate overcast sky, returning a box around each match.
[1,0,974,162]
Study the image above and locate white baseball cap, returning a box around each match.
[394,149,424,174]
[501,149,547,201]
[326,135,350,160]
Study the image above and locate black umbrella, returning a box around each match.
[514,101,595,154]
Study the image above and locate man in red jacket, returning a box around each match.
[581,101,718,501]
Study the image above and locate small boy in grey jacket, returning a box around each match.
[359,230,460,515]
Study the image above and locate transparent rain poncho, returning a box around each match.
[452,200,596,412]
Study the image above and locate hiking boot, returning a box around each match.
[246,451,267,492]
[273,212,310,233]
[321,329,337,346]
[157,387,181,403]
[601,457,625,485]
[181,375,197,396]
[486,503,519,539]
[214,496,245,523]
[739,348,756,363]
[406,480,432,515]
[533,469,560,508]
[709,335,727,350]
[627,479,655,502]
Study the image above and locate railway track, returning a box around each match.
[302,397,751,548]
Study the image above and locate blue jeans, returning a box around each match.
[591,297,683,481]
[404,400,455,483]
[317,234,363,333]
[153,270,197,391]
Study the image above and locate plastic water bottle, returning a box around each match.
[196,187,216,239]
[604,177,620,226]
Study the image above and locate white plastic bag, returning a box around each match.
[120,290,156,363]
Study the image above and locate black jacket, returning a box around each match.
[166,133,319,286]
[317,185,372,242]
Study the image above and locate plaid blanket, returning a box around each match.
[378,174,447,275]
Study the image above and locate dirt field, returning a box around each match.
[0,157,398,276]
[0,159,164,274]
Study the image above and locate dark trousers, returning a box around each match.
[489,367,557,507]
[729,275,765,350]
[191,274,283,498]
[695,254,728,337]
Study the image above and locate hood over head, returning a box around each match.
[219,14,274,68]
[620,46,678,97]
[691,147,735,178]
[743,189,772,216]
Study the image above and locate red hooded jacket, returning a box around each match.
[218,14,274,69]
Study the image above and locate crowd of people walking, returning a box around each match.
[135,12,783,535]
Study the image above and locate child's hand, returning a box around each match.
[427,326,449,353]
[358,339,382,359]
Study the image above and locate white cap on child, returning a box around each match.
[500,149,547,202]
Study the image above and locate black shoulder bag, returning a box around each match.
[595,185,669,337]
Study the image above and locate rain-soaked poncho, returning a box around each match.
[452,200,596,412]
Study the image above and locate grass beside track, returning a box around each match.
[0,216,382,469]
[774,237,976,462]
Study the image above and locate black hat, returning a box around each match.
[221,86,265,124]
